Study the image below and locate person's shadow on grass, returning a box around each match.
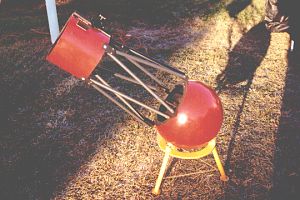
[216,21,271,169]
[226,0,252,18]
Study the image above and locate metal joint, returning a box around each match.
[103,44,116,55]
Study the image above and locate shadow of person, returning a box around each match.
[216,22,270,91]
[226,0,252,18]
[215,22,270,169]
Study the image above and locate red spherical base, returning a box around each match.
[155,80,223,149]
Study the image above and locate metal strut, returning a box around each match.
[90,82,152,126]
[116,50,186,80]
[109,39,187,79]
[106,51,175,114]
[94,74,144,120]
[92,43,189,126]
[89,78,170,119]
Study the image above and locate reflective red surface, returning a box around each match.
[156,81,223,149]
[46,12,110,79]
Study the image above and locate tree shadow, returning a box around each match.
[0,43,113,199]
[59,0,222,25]
[226,0,252,18]
[215,22,271,170]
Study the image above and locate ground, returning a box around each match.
[0,0,299,199]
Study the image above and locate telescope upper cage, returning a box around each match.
[46,12,111,79]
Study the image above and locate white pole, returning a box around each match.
[45,0,60,43]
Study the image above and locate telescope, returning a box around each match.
[46,12,228,195]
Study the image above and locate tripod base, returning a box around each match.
[152,134,228,195]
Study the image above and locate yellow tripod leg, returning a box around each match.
[152,144,172,195]
[212,148,229,181]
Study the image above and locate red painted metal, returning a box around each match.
[46,12,110,79]
[156,80,223,149]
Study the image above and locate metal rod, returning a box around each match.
[109,39,186,78]
[95,75,143,120]
[107,53,174,114]
[90,83,150,126]
[129,49,186,76]
[95,67,160,92]
[116,50,187,79]
[114,73,158,92]
[89,78,170,119]
[126,57,168,90]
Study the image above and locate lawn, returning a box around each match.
[0,0,299,199]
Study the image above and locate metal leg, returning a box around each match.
[152,144,172,195]
[212,148,229,181]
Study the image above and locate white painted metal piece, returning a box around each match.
[45,0,60,43]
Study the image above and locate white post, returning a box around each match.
[45,0,60,43]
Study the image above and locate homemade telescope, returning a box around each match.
[46,12,228,195]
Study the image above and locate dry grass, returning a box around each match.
[1,0,299,199]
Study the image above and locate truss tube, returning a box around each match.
[90,83,150,126]
[109,39,186,78]
[107,53,174,114]
[114,73,158,92]
[89,78,170,119]
[129,49,186,76]
[126,57,167,90]
[95,75,143,120]
[116,50,186,79]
